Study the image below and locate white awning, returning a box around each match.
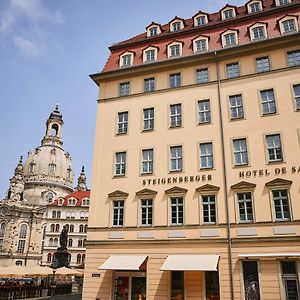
[98,255,148,270]
[160,255,219,271]
[238,253,300,259]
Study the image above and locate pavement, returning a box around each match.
[27,294,82,300]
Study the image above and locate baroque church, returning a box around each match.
[0,105,87,267]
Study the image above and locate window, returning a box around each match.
[82,254,85,263]
[170,197,184,225]
[277,0,290,6]
[273,189,290,220]
[196,68,209,83]
[117,112,128,134]
[260,89,276,115]
[68,198,76,206]
[200,142,213,169]
[170,146,183,172]
[233,138,249,166]
[242,261,261,300]
[141,199,153,226]
[143,108,154,131]
[149,27,157,36]
[196,16,206,26]
[50,224,55,232]
[293,84,300,110]
[287,50,300,67]
[224,33,237,46]
[249,2,261,13]
[119,82,130,96]
[78,239,83,247]
[68,238,73,247]
[17,240,25,253]
[19,224,27,239]
[229,94,244,119]
[169,44,181,57]
[69,224,74,232]
[195,39,207,52]
[120,54,132,67]
[256,56,270,73]
[170,104,182,127]
[198,100,211,124]
[171,271,184,299]
[266,134,283,162]
[226,62,240,78]
[172,21,181,31]
[237,192,253,222]
[55,224,60,232]
[28,163,35,173]
[144,77,155,92]
[49,238,53,246]
[141,149,153,174]
[202,195,216,224]
[47,253,52,263]
[169,73,181,88]
[77,254,81,264]
[145,49,155,62]
[281,261,300,299]
[282,19,297,34]
[206,272,220,299]
[115,152,126,176]
[112,200,124,227]
[57,211,61,218]
[0,223,5,237]
[252,26,266,40]
[223,9,234,20]
[79,224,84,233]
[0,239,3,252]
[48,163,56,175]
[52,211,57,219]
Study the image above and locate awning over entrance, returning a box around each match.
[160,255,220,271]
[98,255,148,270]
[238,253,300,259]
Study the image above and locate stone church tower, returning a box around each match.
[0,105,76,267]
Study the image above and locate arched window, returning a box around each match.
[85,212,89,219]
[65,224,69,232]
[68,239,73,247]
[78,239,83,247]
[49,238,53,246]
[84,225,88,233]
[83,239,86,247]
[19,224,27,239]
[47,253,52,262]
[52,211,57,219]
[77,254,81,264]
[16,260,23,266]
[57,211,61,219]
[28,163,35,174]
[79,225,84,233]
[55,224,60,232]
[54,238,58,246]
[50,124,58,136]
[0,223,5,237]
[69,225,74,233]
[48,163,56,175]
[80,211,85,219]
[50,224,55,232]
[82,254,85,263]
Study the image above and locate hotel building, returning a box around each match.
[84,0,300,299]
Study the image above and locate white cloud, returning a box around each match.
[14,36,44,56]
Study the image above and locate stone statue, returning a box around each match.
[59,225,68,251]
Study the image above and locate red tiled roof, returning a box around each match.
[99,0,300,73]
[48,190,90,207]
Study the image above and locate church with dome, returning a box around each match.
[0,105,89,267]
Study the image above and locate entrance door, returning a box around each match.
[131,277,146,300]
[281,261,300,300]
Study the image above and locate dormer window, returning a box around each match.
[146,23,162,37]
[221,30,238,47]
[249,23,268,41]
[193,12,208,27]
[170,18,184,32]
[82,198,90,206]
[279,16,298,34]
[276,0,291,6]
[197,16,206,26]
[223,9,235,20]
[119,52,134,68]
[247,1,262,13]
[167,42,183,58]
[68,198,76,206]
[193,36,209,53]
[143,47,158,63]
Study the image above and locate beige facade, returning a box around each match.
[84,1,300,299]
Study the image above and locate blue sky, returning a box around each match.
[0,0,246,198]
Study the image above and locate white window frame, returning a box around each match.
[114,152,127,176]
[193,14,208,27]
[170,19,184,32]
[112,200,125,227]
[146,24,161,37]
[237,192,254,223]
[170,145,183,172]
[119,52,134,68]
[141,148,154,174]
[226,62,240,79]
[199,142,214,169]
[169,103,182,128]
[196,68,209,84]
[287,49,300,67]
[143,107,154,131]
[292,84,300,110]
[193,36,209,53]
[249,23,267,41]
[143,46,158,63]
[229,94,244,119]
[169,73,181,88]
[256,56,270,73]
[117,111,128,134]
[170,196,184,226]
[201,194,217,224]
[167,42,183,58]
[271,189,291,221]
[260,89,277,115]
[140,198,153,226]
[265,133,283,162]
[279,16,299,35]
[247,1,262,13]
[119,82,130,97]
[275,0,291,6]
[221,7,236,20]
[198,99,211,124]
[221,30,238,48]
[232,138,249,166]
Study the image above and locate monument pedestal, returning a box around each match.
[52,248,71,268]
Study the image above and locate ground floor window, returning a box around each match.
[206,271,220,300]
[114,273,146,300]
[171,271,184,300]
[242,261,260,300]
[281,261,300,300]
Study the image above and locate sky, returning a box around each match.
[0,0,246,198]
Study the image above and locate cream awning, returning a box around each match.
[160,255,220,271]
[238,253,300,259]
[98,255,148,270]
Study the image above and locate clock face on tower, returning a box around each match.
[0,207,9,216]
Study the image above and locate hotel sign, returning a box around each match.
[239,166,300,179]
